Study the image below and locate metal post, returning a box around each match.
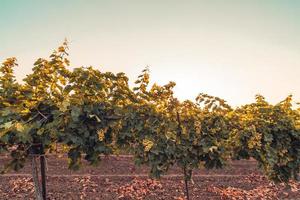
[40,145,47,200]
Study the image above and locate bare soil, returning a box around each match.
[0,155,299,200]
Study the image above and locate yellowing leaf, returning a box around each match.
[97,129,106,141]
[142,139,154,152]
[15,123,24,132]
[60,100,70,112]
[37,128,45,135]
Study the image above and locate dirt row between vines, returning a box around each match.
[0,155,299,199]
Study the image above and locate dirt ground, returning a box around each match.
[0,155,299,200]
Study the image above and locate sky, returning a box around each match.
[0,0,299,106]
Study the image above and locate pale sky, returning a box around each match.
[0,0,299,106]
